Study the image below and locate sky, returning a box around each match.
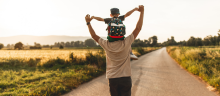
[0,0,220,43]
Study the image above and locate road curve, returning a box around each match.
[62,47,218,96]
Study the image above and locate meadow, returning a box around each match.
[0,47,160,96]
[167,46,220,93]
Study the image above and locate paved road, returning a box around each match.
[63,47,218,96]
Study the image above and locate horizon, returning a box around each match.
[0,0,220,43]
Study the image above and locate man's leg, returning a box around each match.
[119,77,132,96]
[109,77,132,96]
[109,78,120,96]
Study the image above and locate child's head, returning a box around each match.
[110,8,120,17]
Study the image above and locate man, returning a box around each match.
[85,5,144,96]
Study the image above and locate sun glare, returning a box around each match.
[0,0,75,36]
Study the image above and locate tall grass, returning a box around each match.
[134,47,160,57]
[0,47,161,95]
[167,46,220,93]
[0,49,106,96]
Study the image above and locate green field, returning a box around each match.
[0,47,161,96]
[167,46,220,93]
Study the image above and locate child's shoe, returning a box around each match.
[130,52,138,60]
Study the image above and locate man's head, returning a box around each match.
[110,8,120,17]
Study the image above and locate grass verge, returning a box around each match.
[167,46,220,94]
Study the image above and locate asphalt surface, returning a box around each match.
[63,47,219,96]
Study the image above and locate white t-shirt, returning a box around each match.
[98,34,135,79]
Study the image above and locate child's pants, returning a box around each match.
[108,76,132,96]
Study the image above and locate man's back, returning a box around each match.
[85,5,144,96]
[98,34,134,79]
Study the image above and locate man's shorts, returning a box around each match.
[108,76,132,96]
[107,36,125,42]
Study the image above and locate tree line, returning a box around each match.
[0,29,219,49]
[130,30,220,47]
[162,30,220,46]
[1,38,98,49]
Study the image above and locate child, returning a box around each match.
[91,7,138,60]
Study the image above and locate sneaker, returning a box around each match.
[130,52,138,60]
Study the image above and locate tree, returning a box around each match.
[74,41,80,47]
[203,37,210,46]
[195,38,203,46]
[14,42,23,50]
[65,42,71,47]
[71,41,75,46]
[143,39,149,47]
[59,45,64,49]
[178,40,186,46]
[85,39,97,47]
[0,43,4,49]
[60,42,65,46]
[170,36,177,45]
[132,38,145,47]
[187,36,196,46]
[151,36,158,46]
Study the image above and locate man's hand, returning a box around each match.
[138,5,144,12]
[85,14,100,42]
[85,14,93,22]
[134,7,138,11]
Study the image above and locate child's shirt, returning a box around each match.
[104,15,125,24]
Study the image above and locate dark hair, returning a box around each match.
[111,13,119,15]
[110,8,120,15]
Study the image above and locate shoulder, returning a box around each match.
[104,18,112,21]
[125,34,134,42]
[98,37,105,43]
[98,37,108,46]
[104,18,112,24]
[119,15,125,21]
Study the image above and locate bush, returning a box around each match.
[59,45,64,49]
[167,46,220,93]
[30,46,42,49]
[69,52,84,65]
[42,57,66,68]
[136,47,146,56]
[14,42,23,50]
[0,43,4,49]
[85,50,106,68]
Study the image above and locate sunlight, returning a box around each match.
[0,0,73,36]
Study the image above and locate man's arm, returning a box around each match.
[85,14,100,42]
[132,5,144,39]
[91,16,104,21]
[124,7,138,18]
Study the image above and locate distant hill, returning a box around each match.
[0,35,106,46]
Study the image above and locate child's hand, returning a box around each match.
[138,5,144,12]
[85,14,93,22]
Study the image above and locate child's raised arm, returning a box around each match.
[91,16,104,22]
[124,7,138,18]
